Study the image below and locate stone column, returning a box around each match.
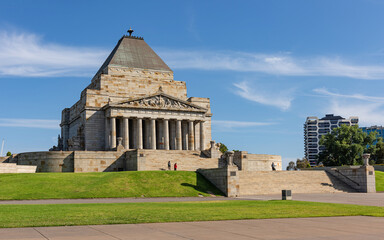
[200,121,205,150]
[137,118,143,149]
[123,117,129,149]
[151,118,156,149]
[164,119,169,150]
[182,121,188,150]
[105,117,109,150]
[188,120,195,150]
[169,120,175,150]
[176,120,182,150]
[111,117,116,149]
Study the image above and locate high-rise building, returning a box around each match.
[361,126,384,140]
[304,114,359,166]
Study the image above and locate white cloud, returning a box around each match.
[327,101,384,126]
[0,118,60,129]
[314,88,384,126]
[314,88,384,103]
[212,120,274,128]
[233,81,294,111]
[0,31,108,77]
[159,49,384,80]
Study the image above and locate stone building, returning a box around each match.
[60,31,212,152]
[3,30,282,174]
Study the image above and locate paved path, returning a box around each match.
[1,193,383,206]
[0,197,234,205]
[0,216,383,239]
[239,192,384,207]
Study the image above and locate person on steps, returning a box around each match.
[271,162,276,171]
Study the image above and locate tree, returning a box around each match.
[318,125,377,166]
[296,158,311,169]
[370,137,384,164]
[6,151,11,156]
[218,143,228,154]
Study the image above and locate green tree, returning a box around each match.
[6,151,11,156]
[370,137,384,164]
[296,158,311,169]
[318,125,376,166]
[218,143,228,154]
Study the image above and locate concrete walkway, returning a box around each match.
[0,216,383,239]
[0,196,234,205]
[239,192,384,207]
[1,192,383,206]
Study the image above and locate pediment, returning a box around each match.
[109,93,207,112]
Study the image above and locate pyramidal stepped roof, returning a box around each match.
[97,34,172,74]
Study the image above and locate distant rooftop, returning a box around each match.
[320,114,344,121]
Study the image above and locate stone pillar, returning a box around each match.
[200,121,205,151]
[176,120,182,150]
[164,119,169,150]
[105,117,109,150]
[137,118,143,149]
[169,120,175,150]
[111,117,116,149]
[151,118,156,149]
[182,121,188,150]
[123,117,129,149]
[188,120,195,150]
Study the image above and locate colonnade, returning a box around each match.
[105,117,205,151]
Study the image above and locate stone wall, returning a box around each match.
[200,167,355,197]
[233,151,282,171]
[0,156,9,163]
[326,166,376,193]
[0,163,36,173]
[10,149,221,173]
[84,110,105,151]
[73,151,127,172]
[15,151,74,172]
[197,166,237,196]
[374,165,384,172]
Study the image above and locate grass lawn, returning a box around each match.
[0,171,223,200]
[0,200,384,228]
[376,171,384,192]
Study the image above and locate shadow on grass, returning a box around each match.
[180,173,225,196]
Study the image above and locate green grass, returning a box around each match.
[376,171,384,192]
[0,200,384,228]
[0,171,223,200]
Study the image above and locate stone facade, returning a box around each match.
[58,34,212,152]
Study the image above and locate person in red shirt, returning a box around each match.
[174,163,177,171]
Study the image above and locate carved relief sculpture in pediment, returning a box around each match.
[123,95,201,111]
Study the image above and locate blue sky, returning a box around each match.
[1,0,384,167]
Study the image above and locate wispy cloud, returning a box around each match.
[0,118,60,129]
[327,101,384,126]
[0,30,108,77]
[159,49,384,80]
[314,88,384,126]
[212,120,275,132]
[314,88,384,103]
[233,81,294,111]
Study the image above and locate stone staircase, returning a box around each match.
[238,170,356,195]
[137,150,223,171]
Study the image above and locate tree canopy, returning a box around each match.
[318,125,377,166]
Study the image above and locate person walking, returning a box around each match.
[271,162,276,171]
[174,162,177,171]
[168,161,171,170]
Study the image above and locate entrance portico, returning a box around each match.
[104,93,208,151]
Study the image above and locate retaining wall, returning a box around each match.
[0,163,36,173]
